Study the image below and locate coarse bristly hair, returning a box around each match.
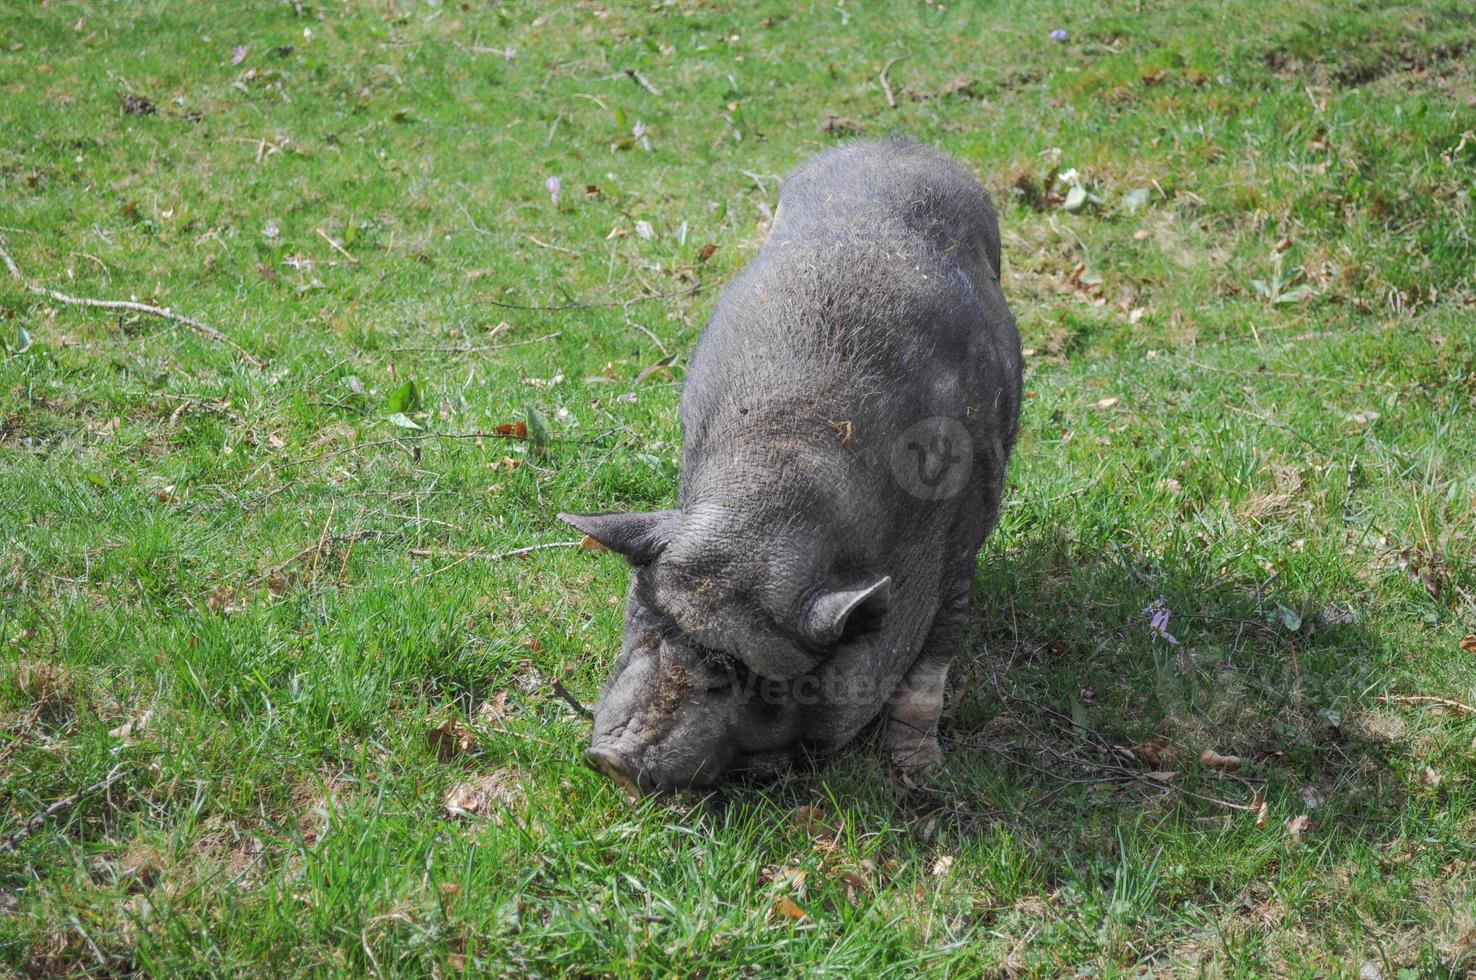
[581,137,1023,790]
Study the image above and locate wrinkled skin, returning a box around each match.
[564,138,1022,795]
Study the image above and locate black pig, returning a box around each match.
[562,138,1022,796]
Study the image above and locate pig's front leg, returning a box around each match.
[886,587,968,768]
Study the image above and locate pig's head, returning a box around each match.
[560,507,891,796]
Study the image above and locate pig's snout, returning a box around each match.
[585,744,646,801]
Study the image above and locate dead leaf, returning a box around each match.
[820,114,864,134]
[1395,546,1444,599]
[770,896,806,922]
[1091,396,1119,410]
[474,692,510,725]
[118,92,157,116]
[1460,634,1476,654]
[697,243,719,263]
[936,73,977,97]
[837,870,868,901]
[427,718,477,762]
[793,805,838,840]
[579,535,607,553]
[1419,766,1442,789]
[929,855,954,877]
[443,769,522,819]
[12,662,68,705]
[1285,813,1310,843]
[1200,748,1242,772]
[109,709,152,744]
[761,866,808,896]
[1144,770,1178,783]
[906,74,977,101]
[1300,785,1326,810]
[495,421,527,439]
[516,663,544,695]
[207,585,247,615]
[1132,737,1176,769]
[1254,800,1270,830]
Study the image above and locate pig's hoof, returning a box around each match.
[889,738,943,770]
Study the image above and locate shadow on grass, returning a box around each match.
[720,526,1410,868]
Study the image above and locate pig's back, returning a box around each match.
[682,140,1017,464]
[768,138,1002,294]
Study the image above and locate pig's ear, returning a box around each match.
[803,576,892,648]
[558,510,678,565]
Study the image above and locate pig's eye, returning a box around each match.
[695,652,741,690]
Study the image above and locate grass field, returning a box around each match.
[3,0,1475,974]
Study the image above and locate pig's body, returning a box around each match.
[564,139,1022,795]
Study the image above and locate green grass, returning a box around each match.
[2,0,1475,974]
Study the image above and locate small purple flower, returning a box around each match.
[1049,28,1068,43]
[545,175,561,206]
[1144,596,1179,645]
[231,45,248,65]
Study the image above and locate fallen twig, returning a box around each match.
[248,530,382,590]
[289,429,529,469]
[1380,694,1476,716]
[938,683,1264,816]
[550,678,594,719]
[1,764,127,854]
[880,56,907,109]
[409,539,586,581]
[0,232,259,365]
[315,227,359,265]
[388,331,562,355]
[308,500,337,588]
[486,281,702,312]
[1224,402,1321,452]
[457,201,494,237]
[337,507,367,588]
[624,316,669,356]
[624,67,661,96]
[408,541,584,562]
[524,234,579,257]
[1178,353,1397,391]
